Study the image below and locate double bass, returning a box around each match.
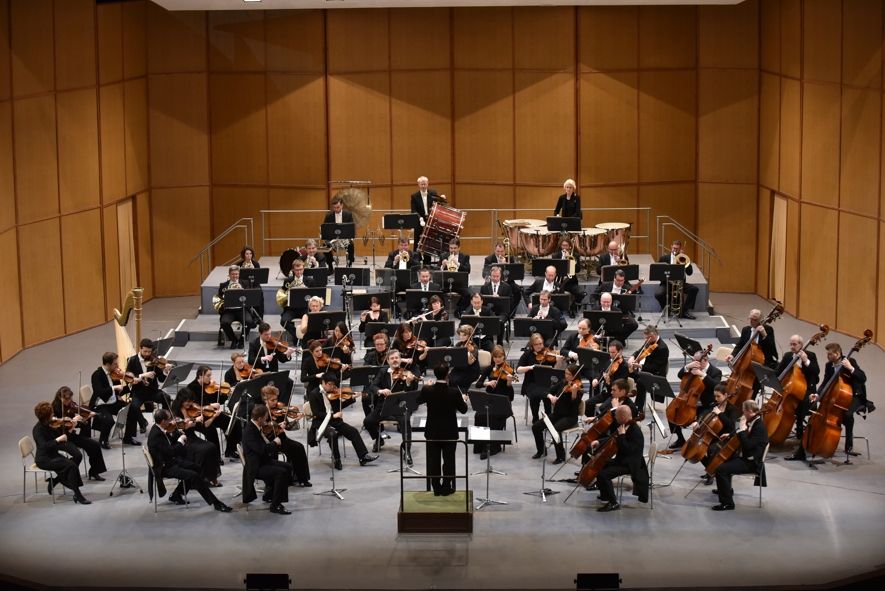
[802,329,873,459]
[725,303,784,406]
[666,344,713,427]
[763,324,828,445]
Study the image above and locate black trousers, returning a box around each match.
[220,309,256,343]
[524,384,552,423]
[714,457,756,506]
[38,442,83,491]
[327,420,369,460]
[597,463,631,503]
[195,415,232,456]
[364,410,408,452]
[426,441,457,493]
[843,397,863,451]
[531,416,576,459]
[655,281,699,313]
[257,460,291,506]
[166,461,219,506]
[184,430,221,480]
[124,391,162,439]
[93,401,126,443]
[68,431,107,476]
[278,432,311,483]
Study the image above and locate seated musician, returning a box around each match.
[90,351,130,448]
[323,195,354,267]
[446,324,481,393]
[391,321,423,372]
[241,404,292,515]
[307,374,378,470]
[298,296,327,345]
[260,385,311,487]
[123,338,169,446]
[280,259,312,345]
[461,292,494,352]
[424,294,450,324]
[531,364,583,464]
[148,408,232,512]
[589,404,649,512]
[441,237,471,273]
[593,292,638,344]
[32,401,92,504]
[786,341,866,462]
[363,349,420,462]
[50,387,108,482]
[585,340,629,417]
[480,265,512,300]
[408,267,442,318]
[170,388,222,487]
[483,241,513,267]
[528,290,568,337]
[626,325,670,410]
[526,266,559,311]
[689,383,740,485]
[411,295,450,349]
[358,295,390,346]
[328,321,355,368]
[218,265,256,350]
[301,339,332,394]
[778,334,820,448]
[516,332,560,423]
[385,237,417,270]
[595,267,642,297]
[727,308,779,369]
[553,178,581,219]
[551,237,583,316]
[247,322,296,400]
[299,238,326,270]
[186,365,235,460]
[235,245,260,269]
[361,332,390,417]
[561,319,601,363]
[711,400,769,511]
[668,349,722,449]
[654,240,698,319]
[473,345,516,459]
[596,240,623,279]
[224,351,257,386]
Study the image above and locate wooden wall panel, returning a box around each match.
[0,0,9,101]
[580,73,638,185]
[801,82,841,207]
[390,9,450,71]
[19,218,64,346]
[579,6,638,72]
[267,74,327,186]
[458,185,514,253]
[638,70,696,182]
[97,3,123,85]
[10,0,54,98]
[759,73,780,190]
[454,70,513,183]
[102,203,120,318]
[390,71,452,186]
[843,0,882,89]
[135,191,153,301]
[698,0,758,69]
[116,200,137,301]
[513,7,574,71]
[57,89,100,214]
[756,188,772,296]
[208,11,265,72]
[879,222,885,347]
[515,72,575,185]
[209,73,267,185]
[803,0,841,84]
[0,227,22,361]
[840,88,880,217]
[453,8,512,70]
[513,186,551,216]
[836,212,878,337]
[698,69,758,183]
[122,1,147,79]
[327,9,388,73]
[264,10,324,73]
[784,198,800,313]
[211,186,268,263]
[125,79,149,196]
[760,0,780,74]
[100,83,127,203]
[798,203,837,327]
[781,0,801,79]
[151,187,210,296]
[580,185,640,248]
[13,95,58,224]
[780,77,801,197]
[148,73,210,187]
[54,0,96,91]
[147,3,207,74]
[61,209,105,332]
[0,101,14,232]
[639,183,696,259]
[328,73,391,185]
[638,6,696,70]
[698,183,757,292]
[267,188,343,256]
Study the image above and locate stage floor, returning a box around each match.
[0,294,883,590]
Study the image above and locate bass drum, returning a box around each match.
[519,227,558,257]
[418,203,466,258]
[574,227,607,256]
[279,248,300,277]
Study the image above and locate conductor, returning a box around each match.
[416,363,468,496]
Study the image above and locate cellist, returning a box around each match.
[588,404,649,513]
[687,383,740,485]
[711,400,768,511]
[668,349,722,449]
[777,334,820,450]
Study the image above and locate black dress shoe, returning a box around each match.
[597,501,620,512]
[405,452,413,466]
[531,451,546,459]
[261,494,273,503]
[139,425,147,434]
[123,437,140,446]
[269,504,292,515]
[712,503,735,511]
[584,483,598,491]
[701,474,714,486]
[299,481,313,487]
[784,453,806,461]
[441,488,455,496]
[552,457,565,465]
[334,459,343,470]
[359,454,378,466]
[669,440,684,450]
[433,490,443,496]
[479,451,489,460]
[213,502,233,513]
[681,312,696,320]
[73,494,92,505]
[100,441,111,450]
[169,495,186,505]
[88,473,106,482]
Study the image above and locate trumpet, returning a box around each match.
[675,252,691,268]
[305,255,318,269]
[445,255,459,272]
[399,250,410,264]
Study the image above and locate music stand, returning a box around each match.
[546,216,582,233]
[500,263,525,283]
[303,268,330,287]
[673,333,703,359]
[467,425,512,509]
[583,310,623,338]
[288,287,327,309]
[238,267,269,287]
[405,289,443,314]
[382,213,420,234]
[576,348,613,380]
[364,322,400,342]
[321,222,355,244]
[530,292,571,312]
[380,391,423,475]
[514,318,555,342]
[421,347,466,370]
[395,269,417,292]
[224,288,263,340]
[467,390,512,477]
[333,267,370,286]
[650,263,686,325]
[432,271,469,295]
[533,366,567,391]
[601,264,640,283]
[155,337,174,358]
[352,292,393,314]
[610,293,638,315]
[314,393,346,500]
[160,362,194,394]
[307,311,346,339]
[751,362,784,395]
[482,295,511,319]
[531,258,568,278]
[413,320,455,347]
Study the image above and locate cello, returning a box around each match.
[725,302,784,407]
[763,324,828,445]
[680,410,726,463]
[802,329,873,459]
[666,344,713,427]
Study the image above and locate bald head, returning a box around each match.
[615,405,632,425]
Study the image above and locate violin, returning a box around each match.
[262,419,284,437]
[534,348,559,364]
[270,402,304,422]
[578,333,600,351]
[110,367,138,384]
[666,344,714,427]
[237,363,263,379]
[265,336,293,354]
[391,367,419,383]
[316,353,346,371]
[182,401,226,421]
[490,362,519,383]
[49,416,77,431]
[631,340,658,370]
[204,381,231,396]
[163,417,187,434]
[566,377,583,397]
[147,356,175,370]
[328,387,359,401]
[63,400,95,420]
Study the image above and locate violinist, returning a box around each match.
[778,334,820,445]
[593,292,638,344]
[307,374,378,470]
[711,400,768,511]
[123,338,169,446]
[261,385,311,487]
[473,346,516,458]
[363,349,419,462]
[358,295,389,346]
[786,342,866,462]
[248,322,297,384]
[561,319,599,373]
[627,325,670,409]
[218,265,257,349]
[235,245,260,269]
[223,352,253,386]
[385,237,417,270]
[148,409,232,512]
[299,238,327,270]
[531,364,583,464]
[586,340,629,417]
[528,290,568,337]
[727,308,779,370]
[668,349,722,449]
[241,404,291,515]
[448,324,481,392]
[298,296,326,345]
[328,321,355,366]
[416,363,467,496]
[186,366,236,460]
[51,387,108,482]
[170,389,222,487]
[689,383,740,485]
[361,333,390,417]
[551,237,583,317]
[280,259,311,345]
[516,332,559,422]
[32,401,92,504]
[462,292,494,352]
[90,351,130,448]
[392,322,422,371]
[590,404,648,512]
[301,340,333,394]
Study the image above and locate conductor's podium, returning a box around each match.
[398,490,474,534]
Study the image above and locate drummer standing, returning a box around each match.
[411,176,443,264]
[554,179,582,219]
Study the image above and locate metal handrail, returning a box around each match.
[189,217,254,281]
[656,215,720,281]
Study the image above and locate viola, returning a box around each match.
[534,348,559,364]
[262,419,284,437]
[63,400,94,420]
[724,302,784,406]
[204,381,231,396]
[163,418,187,434]
[315,353,346,371]
[666,344,714,427]
[237,363,263,379]
[147,356,175,370]
[578,333,600,351]
[632,340,658,369]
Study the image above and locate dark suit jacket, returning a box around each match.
[411,190,440,221]
[631,339,670,377]
[247,340,290,373]
[734,325,778,369]
[385,249,418,269]
[553,194,582,218]
[440,252,471,273]
[612,422,649,501]
[323,210,354,225]
[528,304,567,332]
[416,382,467,440]
[479,281,512,299]
[597,253,620,276]
[657,253,693,277]
[462,304,493,318]
[528,278,560,298]
[483,254,514,266]
[410,281,442,293]
[595,280,641,296]
[775,350,820,394]
[821,356,867,399]
[147,424,186,481]
[126,354,160,398]
[738,416,769,464]
[676,364,723,408]
[90,367,118,406]
[241,420,280,503]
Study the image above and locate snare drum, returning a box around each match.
[574,228,607,256]
[595,222,631,250]
[519,227,558,257]
[418,203,467,258]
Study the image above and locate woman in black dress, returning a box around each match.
[32,401,92,504]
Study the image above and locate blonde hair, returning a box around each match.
[563,179,576,190]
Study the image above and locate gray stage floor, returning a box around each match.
[1,294,884,590]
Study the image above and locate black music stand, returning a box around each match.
[425,347,468,369]
[533,366,566,391]
[414,320,455,347]
[583,310,623,338]
[395,269,417,291]
[500,263,525,283]
[352,291,393,313]
[531,258,568,278]
[751,362,784,395]
[405,289,443,314]
[383,213,420,235]
[601,263,640,283]
[333,267,370,286]
[459,315,500,346]
[238,267,269,287]
[303,268,330,287]
[514,318,555,342]
[287,286,326,309]
[576,348,612,380]
[650,263,686,325]
[467,390,512,478]
[635,372,672,462]
[155,337,174,358]
[530,292,571,312]
[467,424,512,509]
[546,216,582,233]
[224,288,263,336]
[432,271,468,294]
[364,322,400,341]
[306,311,346,339]
[610,293,638,315]
[321,222,355,244]
[380,391,423,475]
[482,294,511,317]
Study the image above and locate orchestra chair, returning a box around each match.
[840,434,871,460]
[477,349,491,370]
[617,441,657,510]
[560,400,586,451]
[235,443,265,512]
[142,445,188,514]
[19,436,57,504]
[733,443,769,508]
